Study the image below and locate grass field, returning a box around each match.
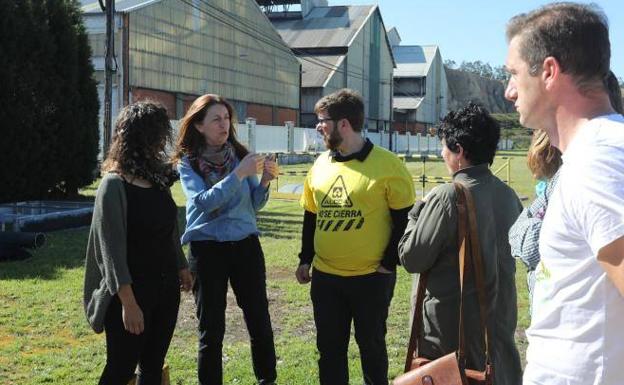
[0,151,533,384]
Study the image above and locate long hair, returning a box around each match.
[526,130,562,180]
[172,94,248,164]
[101,101,177,189]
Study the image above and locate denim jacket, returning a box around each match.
[178,155,269,247]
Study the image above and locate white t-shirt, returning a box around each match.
[524,114,624,385]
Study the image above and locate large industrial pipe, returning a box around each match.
[0,232,46,249]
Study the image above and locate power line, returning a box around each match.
[174,0,439,112]
[177,0,392,84]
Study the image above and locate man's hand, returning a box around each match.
[295,263,312,284]
[179,268,193,292]
[376,265,393,274]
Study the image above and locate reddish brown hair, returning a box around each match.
[172,94,248,164]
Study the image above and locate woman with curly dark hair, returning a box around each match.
[84,100,192,385]
[398,103,523,385]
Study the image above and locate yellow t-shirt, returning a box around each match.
[301,145,415,276]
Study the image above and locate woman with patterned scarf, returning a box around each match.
[172,94,279,385]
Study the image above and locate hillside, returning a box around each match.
[445,67,514,113]
[492,112,533,149]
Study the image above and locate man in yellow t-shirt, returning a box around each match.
[296,89,415,385]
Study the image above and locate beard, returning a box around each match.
[324,126,343,151]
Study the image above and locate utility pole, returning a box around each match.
[102,0,115,156]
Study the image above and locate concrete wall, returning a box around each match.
[131,88,177,118]
[276,108,297,125]
[392,120,427,134]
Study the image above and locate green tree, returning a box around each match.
[0,0,99,203]
[455,60,509,83]
[460,60,493,79]
[45,0,99,197]
[444,59,457,69]
[0,0,54,202]
[493,65,510,82]
[68,1,100,195]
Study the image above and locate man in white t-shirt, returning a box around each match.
[504,3,624,385]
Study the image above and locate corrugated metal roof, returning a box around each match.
[80,0,161,14]
[393,96,423,110]
[299,54,345,87]
[393,45,438,77]
[271,5,376,48]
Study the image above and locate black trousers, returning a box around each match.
[311,269,396,385]
[192,235,277,385]
[99,279,180,385]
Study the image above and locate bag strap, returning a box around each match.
[455,183,469,361]
[459,182,491,366]
[404,267,428,372]
[403,182,490,372]
[403,184,469,372]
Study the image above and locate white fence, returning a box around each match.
[171,119,513,154]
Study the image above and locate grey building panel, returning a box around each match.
[269,4,395,129]
[272,6,375,48]
[326,6,348,18]
[125,0,300,109]
[80,0,161,13]
[301,87,323,127]
[394,96,423,110]
[392,43,448,125]
[299,55,345,87]
[394,45,438,77]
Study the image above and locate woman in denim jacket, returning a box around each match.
[172,94,279,385]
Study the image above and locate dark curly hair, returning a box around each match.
[437,102,500,166]
[102,101,178,189]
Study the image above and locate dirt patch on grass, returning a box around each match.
[0,333,15,349]
[266,266,295,281]
[515,328,528,368]
[176,283,288,343]
[176,267,318,343]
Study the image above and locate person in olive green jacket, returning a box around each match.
[398,103,523,385]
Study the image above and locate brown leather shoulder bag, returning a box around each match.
[393,182,493,385]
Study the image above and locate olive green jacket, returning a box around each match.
[398,164,523,385]
[83,173,187,333]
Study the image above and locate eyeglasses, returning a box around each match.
[317,117,334,125]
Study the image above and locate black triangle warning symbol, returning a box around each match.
[321,175,353,208]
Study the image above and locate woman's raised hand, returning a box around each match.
[261,154,279,187]
[235,153,264,180]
